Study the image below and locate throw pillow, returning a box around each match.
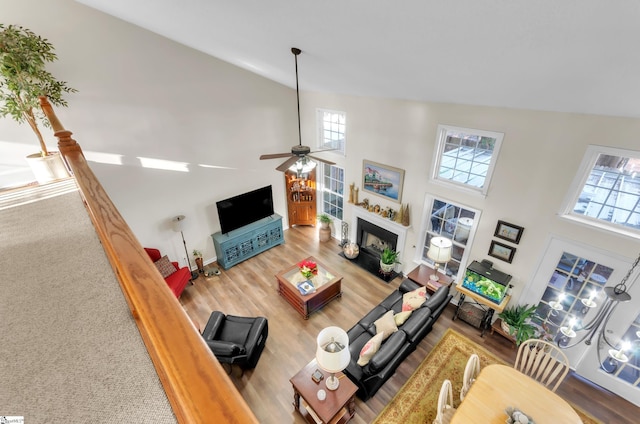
[402,286,427,311]
[394,310,412,326]
[154,255,176,278]
[357,332,384,366]
[374,310,398,341]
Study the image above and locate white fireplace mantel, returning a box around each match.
[350,206,410,261]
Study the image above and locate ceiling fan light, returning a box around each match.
[290,157,316,175]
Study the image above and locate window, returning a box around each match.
[431,125,504,195]
[532,252,613,342]
[317,109,345,155]
[562,145,640,237]
[321,165,344,221]
[417,196,480,279]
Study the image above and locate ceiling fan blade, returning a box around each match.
[260,153,293,160]
[276,156,300,172]
[308,154,335,166]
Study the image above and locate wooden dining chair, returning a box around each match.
[514,339,570,392]
[460,353,480,401]
[433,379,456,424]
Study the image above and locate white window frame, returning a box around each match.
[316,109,346,156]
[430,124,504,196]
[560,145,640,240]
[319,163,345,223]
[415,194,482,281]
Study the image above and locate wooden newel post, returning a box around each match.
[38,96,83,157]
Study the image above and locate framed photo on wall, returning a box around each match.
[493,220,524,244]
[488,240,516,263]
[362,160,405,203]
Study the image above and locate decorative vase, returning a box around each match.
[380,260,395,274]
[319,226,331,242]
[25,152,70,184]
[195,257,204,273]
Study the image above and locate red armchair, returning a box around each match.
[144,247,191,298]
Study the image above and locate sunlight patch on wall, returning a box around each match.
[198,163,237,170]
[84,151,124,165]
[137,157,189,172]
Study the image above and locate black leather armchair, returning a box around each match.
[202,311,268,370]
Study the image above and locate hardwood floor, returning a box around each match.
[181,226,639,424]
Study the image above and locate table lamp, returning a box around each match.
[427,236,452,281]
[316,326,350,391]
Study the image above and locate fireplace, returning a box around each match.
[357,218,398,258]
[341,207,409,282]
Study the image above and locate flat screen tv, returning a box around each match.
[216,185,274,234]
[461,260,512,304]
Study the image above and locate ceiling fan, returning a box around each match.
[260,47,335,172]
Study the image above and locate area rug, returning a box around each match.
[372,329,602,424]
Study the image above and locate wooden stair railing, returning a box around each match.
[39,97,258,424]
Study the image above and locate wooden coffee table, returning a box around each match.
[290,359,357,424]
[276,256,343,319]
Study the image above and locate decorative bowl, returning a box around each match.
[343,242,360,259]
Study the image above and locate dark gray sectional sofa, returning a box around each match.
[343,279,452,400]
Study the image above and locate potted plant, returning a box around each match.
[0,24,77,183]
[498,304,537,346]
[317,213,332,242]
[317,213,332,228]
[192,249,204,273]
[380,247,401,273]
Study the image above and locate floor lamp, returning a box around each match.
[172,215,198,280]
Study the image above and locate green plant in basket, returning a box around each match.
[498,303,537,346]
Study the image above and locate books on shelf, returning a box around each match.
[297,280,316,295]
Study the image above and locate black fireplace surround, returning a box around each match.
[340,218,400,282]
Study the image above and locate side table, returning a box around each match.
[490,318,517,348]
[406,264,453,295]
[290,359,357,424]
[452,284,511,337]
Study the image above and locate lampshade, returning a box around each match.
[427,236,453,263]
[172,215,186,232]
[316,326,350,390]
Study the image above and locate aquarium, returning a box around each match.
[461,260,512,304]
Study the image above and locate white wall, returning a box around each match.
[2,0,638,304]
[300,92,640,303]
[1,0,296,266]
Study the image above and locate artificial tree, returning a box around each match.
[0,24,76,157]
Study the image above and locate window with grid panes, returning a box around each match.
[317,109,345,155]
[322,165,344,220]
[421,198,479,278]
[562,146,640,238]
[532,252,613,342]
[432,125,504,195]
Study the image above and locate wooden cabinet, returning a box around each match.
[211,214,284,269]
[285,169,316,227]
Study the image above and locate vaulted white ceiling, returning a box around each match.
[78,0,640,118]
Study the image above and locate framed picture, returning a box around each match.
[493,220,524,244]
[488,240,516,263]
[362,160,405,203]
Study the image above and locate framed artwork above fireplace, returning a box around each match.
[362,160,405,203]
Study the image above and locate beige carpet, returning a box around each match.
[373,329,602,424]
[0,184,176,423]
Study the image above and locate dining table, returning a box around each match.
[451,364,582,423]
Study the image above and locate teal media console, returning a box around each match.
[211,214,284,269]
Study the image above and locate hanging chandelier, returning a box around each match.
[557,252,640,373]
